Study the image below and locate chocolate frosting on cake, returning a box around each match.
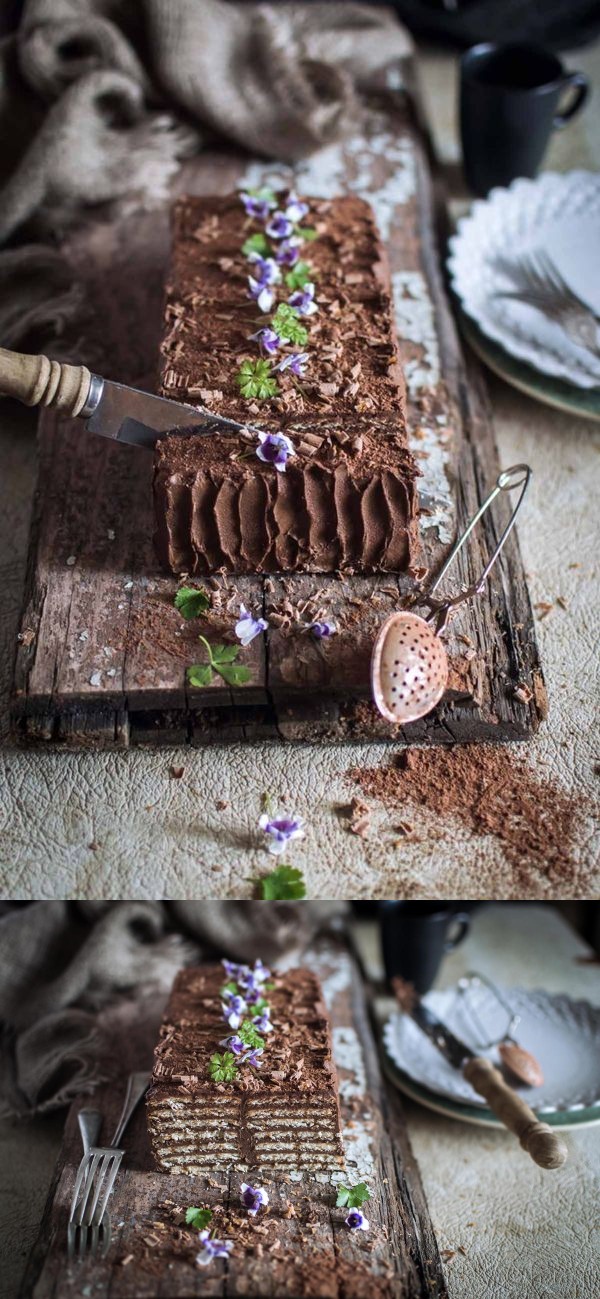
[154,193,419,575]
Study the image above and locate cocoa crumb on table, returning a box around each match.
[347,745,590,885]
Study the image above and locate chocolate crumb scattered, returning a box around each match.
[348,745,590,886]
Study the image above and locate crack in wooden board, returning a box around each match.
[10,79,544,747]
[18,939,448,1299]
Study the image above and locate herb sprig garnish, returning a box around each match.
[186,1207,213,1231]
[175,586,211,619]
[187,636,251,688]
[257,864,307,900]
[336,1183,371,1209]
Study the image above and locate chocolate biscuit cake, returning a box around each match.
[146,962,345,1174]
[153,192,419,575]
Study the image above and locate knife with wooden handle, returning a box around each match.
[0,346,263,448]
[393,982,568,1170]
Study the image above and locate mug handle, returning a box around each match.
[444,911,470,953]
[553,72,589,129]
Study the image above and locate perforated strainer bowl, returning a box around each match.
[371,465,531,726]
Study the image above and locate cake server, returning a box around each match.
[392,980,567,1169]
[371,464,531,724]
[0,346,266,448]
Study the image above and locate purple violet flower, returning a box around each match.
[285,194,310,223]
[249,327,281,355]
[256,431,295,473]
[240,1183,270,1216]
[247,254,280,285]
[196,1229,234,1266]
[244,985,262,1005]
[252,959,271,984]
[258,814,305,855]
[222,958,247,981]
[245,1047,264,1068]
[275,351,309,377]
[275,238,302,267]
[345,1210,370,1231]
[266,211,295,240]
[221,992,247,1030]
[240,191,275,220]
[253,1011,273,1034]
[288,283,317,316]
[248,276,275,314]
[311,620,337,638]
[235,604,268,647]
[219,1034,248,1055]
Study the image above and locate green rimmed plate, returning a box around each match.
[459,310,600,423]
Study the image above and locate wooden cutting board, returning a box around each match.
[11,61,545,747]
[19,941,447,1299]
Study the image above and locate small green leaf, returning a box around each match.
[174,586,211,619]
[186,1207,212,1231]
[236,358,279,401]
[242,232,270,258]
[247,186,276,204]
[297,225,318,241]
[336,1182,371,1209]
[285,261,314,291]
[259,865,307,900]
[187,663,213,687]
[238,1021,265,1049]
[212,644,240,664]
[221,980,238,995]
[218,662,252,687]
[209,1051,238,1083]
[271,305,308,346]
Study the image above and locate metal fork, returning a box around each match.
[68,1071,149,1259]
[496,248,600,354]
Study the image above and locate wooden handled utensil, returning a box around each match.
[0,346,264,447]
[392,979,567,1169]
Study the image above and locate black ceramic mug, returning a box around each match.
[460,42,590,196]
[380,901,472,996]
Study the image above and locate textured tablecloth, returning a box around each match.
[0,48,599,897]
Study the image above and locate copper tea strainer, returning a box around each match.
[371,463,531,725]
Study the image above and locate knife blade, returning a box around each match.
[83,376,264,449]
[0,348,266,449]
[391,979,567,1170]
[409,999,475,1070]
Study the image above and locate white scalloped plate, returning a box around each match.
[448,171,600,390]
[383,986,600,1118]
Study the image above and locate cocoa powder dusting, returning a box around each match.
[348,746,588,885]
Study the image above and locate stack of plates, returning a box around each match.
[383,984,600,1130]
[448,171,600,420]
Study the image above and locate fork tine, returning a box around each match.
[93,1152,123,1226]
[70,1151,101,1224]
[83,1151,113,1226]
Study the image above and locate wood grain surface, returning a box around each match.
[19,941,448,1299]
[10,74,544,747]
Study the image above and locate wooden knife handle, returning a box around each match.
[0,347,91,416]
[463,1057,567,1169]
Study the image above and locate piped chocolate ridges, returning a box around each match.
[154,193,419,575]
[146,964,345,1174]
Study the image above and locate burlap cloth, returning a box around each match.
[0,900,345,1118]
[0,0,411,350]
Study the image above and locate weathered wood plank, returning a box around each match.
[9,66,544,747]
[19,940,447,1299]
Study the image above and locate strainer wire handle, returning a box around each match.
[428,464,531,600]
